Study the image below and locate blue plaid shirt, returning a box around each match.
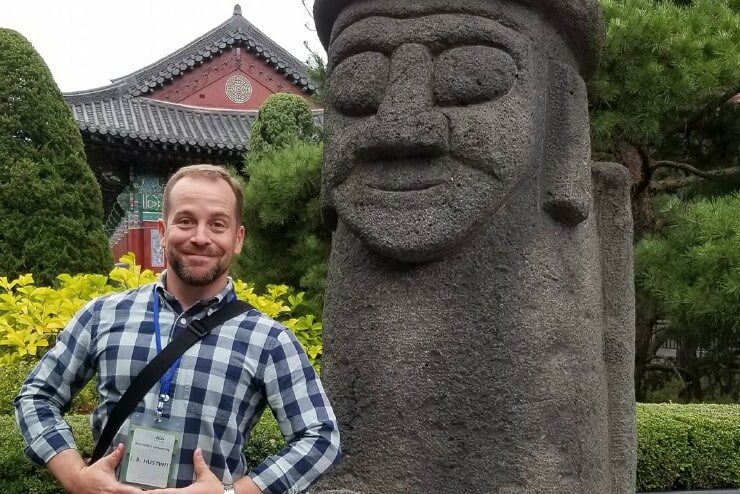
[15,276,340,493]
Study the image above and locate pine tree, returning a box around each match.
[591,0,740,234]
[0,29,112,284]
[590,0,740,399]
[636,194,740,401]
[233,94,327,311]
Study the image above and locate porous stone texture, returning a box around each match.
[314,1,636,492]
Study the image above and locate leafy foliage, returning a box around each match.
[0,253,323,369]
[591,0,740,155]
[234,281,323,367]
[0,29,112,284]
[636,194,740,400]
[246,93,320,162]
[0,359,34,414]
[235,96,329,312]
[590,1,740,400]
[637,403,740,491]
[305,45,327,106]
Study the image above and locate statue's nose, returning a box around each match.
[358,43,449,160]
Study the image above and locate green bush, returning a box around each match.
[235,93,328,313]
[234,141,328,312]
[246,93,320,161]
[637,403,740,491]
[0,29,112,285]
[0,359,35,414]
[245,412,283,469]
[0,413,283,492]
[0,414,91,494]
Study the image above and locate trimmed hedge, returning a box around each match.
[1,414,92,493]
[0,413,283,492]
[3,404,740,491]
[637,403,740,492]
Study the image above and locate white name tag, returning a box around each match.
[122,426,177,488]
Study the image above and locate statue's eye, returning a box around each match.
[327,52,390,117]
[433,46,517,107]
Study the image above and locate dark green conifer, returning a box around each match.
[0,29,112,284]
[234,94,327,311]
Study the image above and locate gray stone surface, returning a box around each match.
[314,0,636,492]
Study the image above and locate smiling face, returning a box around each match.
[323,1,555,262]
[158,176,244,301]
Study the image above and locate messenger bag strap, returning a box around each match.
[90,299,253,463]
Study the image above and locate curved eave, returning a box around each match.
[81,130,248,160]
[109,14,315,97]
[67,95,324,156]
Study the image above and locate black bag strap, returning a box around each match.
[90,299,253,463]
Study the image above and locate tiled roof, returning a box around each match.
[113,4,315,96]
[66,94,323,154]
[68,95,252,152]
[63,5,322,155]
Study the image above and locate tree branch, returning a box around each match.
[652,160,715,178]
[651,166,740,192]
[664,88,740,138]
[301,0,316,31]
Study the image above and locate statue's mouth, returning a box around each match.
[353,158,455,193]
[366,179,446,192]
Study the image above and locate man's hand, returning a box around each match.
[148,449,264,494]
[148,449,222,494]
[47,443,145,494]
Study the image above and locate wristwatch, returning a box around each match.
[223,484,235,494]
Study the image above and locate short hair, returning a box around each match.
[162,164,244,225]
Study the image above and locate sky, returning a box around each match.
[2,0,320,92]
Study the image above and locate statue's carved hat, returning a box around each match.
[313,0,605,78]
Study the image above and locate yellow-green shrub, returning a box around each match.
[0,253,322,369]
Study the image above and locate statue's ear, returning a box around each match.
[540,60,592,226]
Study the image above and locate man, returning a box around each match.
[15,164,341,494]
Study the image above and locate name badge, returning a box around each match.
[121,425,177,488]
[119,413,183,489]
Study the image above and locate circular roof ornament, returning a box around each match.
[225,75,252,104]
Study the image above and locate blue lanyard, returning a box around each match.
[152,286,182,420]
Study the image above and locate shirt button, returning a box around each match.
[179,318,188,325]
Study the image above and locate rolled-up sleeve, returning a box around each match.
[249,328,341,494]
[14,299,97,466]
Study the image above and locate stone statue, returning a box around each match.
[313,0,636,492]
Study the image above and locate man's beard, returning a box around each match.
[167,248,228,287]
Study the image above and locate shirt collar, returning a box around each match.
[155,270,236,310]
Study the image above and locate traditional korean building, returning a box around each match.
[64,4,320,270]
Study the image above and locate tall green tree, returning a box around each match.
[0,29,112,284]
[590,0,740,399]
[592,0,740,231]
[636,194,740,401]
[233,94,327,311]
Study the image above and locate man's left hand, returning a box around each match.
[148,449,222,494]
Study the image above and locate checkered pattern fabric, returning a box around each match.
[15,276,340,493]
